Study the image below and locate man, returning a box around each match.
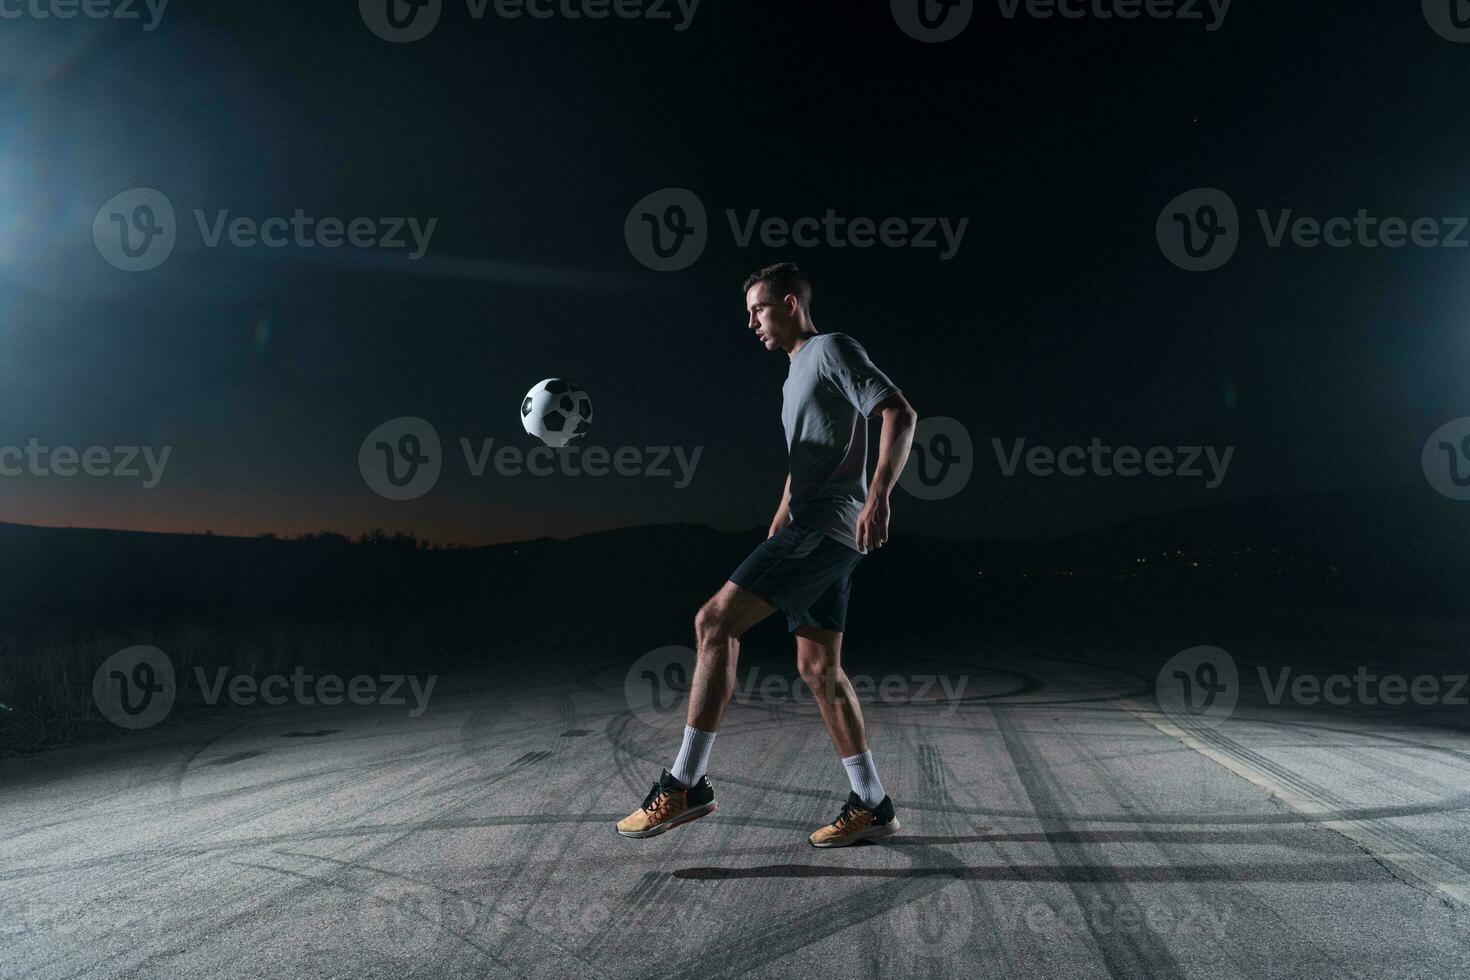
[616,262,918,847]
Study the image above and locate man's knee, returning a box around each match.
[695,598,736,646]
[798,652,839,690]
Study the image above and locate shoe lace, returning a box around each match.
[833,801,871,831]
[641,782,678,820]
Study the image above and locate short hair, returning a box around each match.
[743,262,812,313]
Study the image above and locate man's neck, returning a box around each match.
[786,326,820,359]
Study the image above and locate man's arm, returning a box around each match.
[855,392,918,552]
[768,474,792,538]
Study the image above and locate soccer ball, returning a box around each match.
[520,378,593,448]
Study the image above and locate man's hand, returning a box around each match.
[769,474,793,538]
[855,494,891,552]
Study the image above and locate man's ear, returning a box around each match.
[784,293,800,317]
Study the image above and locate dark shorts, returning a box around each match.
[729,521,864,633]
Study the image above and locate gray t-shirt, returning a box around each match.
[781,333,900,554]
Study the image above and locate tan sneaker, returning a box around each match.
[809,792,900,847]
[616,769,718,838]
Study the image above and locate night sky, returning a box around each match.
[0,0,1466,545]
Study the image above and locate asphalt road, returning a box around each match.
[4,644,1470,979]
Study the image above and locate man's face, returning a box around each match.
[746,284,795,351]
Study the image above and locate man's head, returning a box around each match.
[744,262,814,352]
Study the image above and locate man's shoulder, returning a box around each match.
[812,332,867,354]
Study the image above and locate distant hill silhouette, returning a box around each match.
[2,485,1465,654]
[1,486,1465,754]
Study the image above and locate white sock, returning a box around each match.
[842,749,886,810]
[669,725,717,788]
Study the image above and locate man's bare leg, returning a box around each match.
[685,580,775,731]
[798,625,899,846]
[795,626,868,756]
[615,582,774,838]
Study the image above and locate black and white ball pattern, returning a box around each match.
[520,378,593,448]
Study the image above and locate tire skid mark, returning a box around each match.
[992,703,1188,980]
[624,703,988,978]
[1128,701,1470,910]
